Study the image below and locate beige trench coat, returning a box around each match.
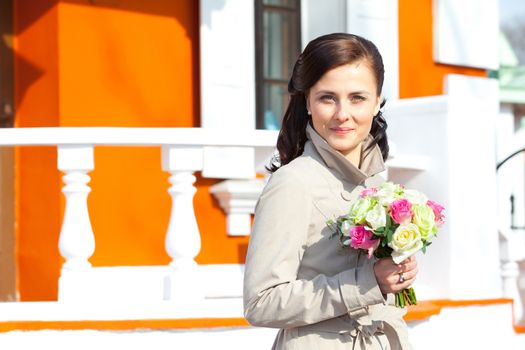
[243,124,413,349]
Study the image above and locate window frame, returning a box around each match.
[254,0,301,129]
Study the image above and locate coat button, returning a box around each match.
[341,186,364,201]
[341,190,353,201]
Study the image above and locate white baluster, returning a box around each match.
[501,261,520,299]
[165,171,200,269]
[499,228,525,322]
[162,145,204,301]
[57,145,95,274]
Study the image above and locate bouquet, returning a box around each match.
[327,182,445,307]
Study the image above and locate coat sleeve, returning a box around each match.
[243,168,385,329]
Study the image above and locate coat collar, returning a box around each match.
[305,123,385,185]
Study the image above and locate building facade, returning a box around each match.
[0,0,524,348]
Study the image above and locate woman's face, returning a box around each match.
[306,61,380,166]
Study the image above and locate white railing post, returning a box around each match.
[499,228,525,322]
[57,145,95,274]
[162,145,204,301]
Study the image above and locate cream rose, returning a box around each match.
[365,203,387,230]
[389,223,423,264]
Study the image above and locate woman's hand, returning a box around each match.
[373,256,418,294]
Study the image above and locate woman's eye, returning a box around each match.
[320,95,336,102]
[350,95,366,103]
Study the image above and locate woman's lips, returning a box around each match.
[330,127,354,135]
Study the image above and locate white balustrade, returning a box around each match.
[162,145,204,301]
[57,145,96,273]
[0,127,278,303]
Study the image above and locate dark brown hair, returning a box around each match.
[268,33,388,172]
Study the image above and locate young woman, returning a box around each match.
[243,33,417,349]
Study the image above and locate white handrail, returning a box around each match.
[0,127,278,147]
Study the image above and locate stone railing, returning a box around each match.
[0,127,277,303]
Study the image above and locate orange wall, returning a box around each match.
[398,0,487,98]
[194,176,250,264]
[14,0,62,301]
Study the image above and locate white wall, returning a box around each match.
[200,0,256,130]
[433,0,499,70]
[386,75,501,300]
[301,0,347,48]
[346,0,399,100]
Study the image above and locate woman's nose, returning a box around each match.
[334,101,351,122]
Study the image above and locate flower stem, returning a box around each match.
[395,287,417,307]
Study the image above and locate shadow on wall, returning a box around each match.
[14,0,201,126]
[16,0,199,34]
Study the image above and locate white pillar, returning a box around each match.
[162,145,204,301]
[501,261,520,299]
[499,228,525,322]
[57,145,95,273]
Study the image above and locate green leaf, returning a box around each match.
[374,227,386,237]
[386,229,393,244]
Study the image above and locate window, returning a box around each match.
[255,0,301,129]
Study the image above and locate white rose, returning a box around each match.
[377,182,403,206]
[388,223,423,264]
[404,189,428,206]
[365,203,387,230]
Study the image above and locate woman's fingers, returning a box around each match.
[374,257,419,294]
[396,256,417,274]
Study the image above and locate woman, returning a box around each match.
[243,33,417,349]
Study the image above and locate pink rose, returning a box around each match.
[427,200,445,226]
[360,187,378,198]
[390,199,413,225]
[350,225,380,258]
